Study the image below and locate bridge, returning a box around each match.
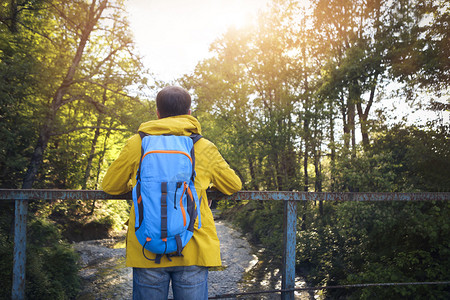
[1,189,449,299]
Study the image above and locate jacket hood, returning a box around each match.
[137,115,202,136]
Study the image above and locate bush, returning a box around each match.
[296,200,450,299]
[0,212,81,300]
[232,201,284,257]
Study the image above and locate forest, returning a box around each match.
[0,0,449,299]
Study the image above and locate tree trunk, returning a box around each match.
[274,152,283,191]
[348,101,356,157]
[94,124,112,189]
[9,0,18,33]
[329,102,336,192]
[303,108,310,192]
[248,155,259,190]
[302,115,309,230]
[303,141,309,192]
[82,79,110,189]
[275,117,285,191]
[82,119,102,189]
[314,125,323,213]
[315,149,323,215]
[342,97,350,151]
[357,73,378,151]
[348,83,361,157]
[357,102,370,149]
[90,122,113,214]
[22,120,53,188]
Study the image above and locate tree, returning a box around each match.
[185,0,309,191]
[14,0,145,190]
[387,0,450,92]
[0,0,51,188]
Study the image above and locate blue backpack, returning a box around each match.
[132,132,202,264]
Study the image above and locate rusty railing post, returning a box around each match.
[12,198,28,300]
[282,199,297,300]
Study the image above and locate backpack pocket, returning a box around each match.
[167,181,191,236]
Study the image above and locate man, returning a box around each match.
[102,86,242,299]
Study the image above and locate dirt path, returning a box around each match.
[74,219,255,299]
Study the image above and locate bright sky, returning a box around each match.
[126,0,270,82]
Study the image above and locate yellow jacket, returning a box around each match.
[102,115,242,267]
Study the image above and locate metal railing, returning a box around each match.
[1,189,449,300]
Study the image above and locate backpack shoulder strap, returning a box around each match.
[188,134,202,181]
[138,131,148,140]
[190,134,202,144]
[136,131,150,181]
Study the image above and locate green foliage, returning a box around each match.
[28,198,130,242]
[0,212,80,300]
[232,201,284,257]
[222,123,449,298]
[25,218,81,299]
[334,125,450,192]
[0,2,45,188]
[93,199,130,232]
[298,201,450,299]
[0,204,14,299]
[371,125,450,192]
[311,125,449,298]
[334,149,398,192]
[1,0,150,191]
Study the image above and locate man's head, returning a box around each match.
[156,86,191,119]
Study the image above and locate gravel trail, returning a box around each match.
[74,218,255,299]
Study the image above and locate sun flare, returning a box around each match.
[126,0,270,82]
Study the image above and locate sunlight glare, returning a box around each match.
[126,0,270,82]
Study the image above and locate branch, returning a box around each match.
[80,44,124,80]
[428,100,450,111]
[50,4,81,35]
[104,3,127,12]
[16,20,58,46]
[60,95,82,107]
[51,126,131,136]
[59,94,106,113]
[99,15,129,27]
[364,72,379,117]
[0,9,8,22]
[93,0,108,23]
[78,79,142,102]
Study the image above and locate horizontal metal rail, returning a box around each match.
[0,189,133,201]
[2,189,449,300]
[1,189,449,201]
[209,281,450,299]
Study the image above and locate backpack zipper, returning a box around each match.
[141,150,192,163]
[174,182,182,209]
[179,182,187,227]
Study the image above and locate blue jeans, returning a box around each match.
[133,266,208,300]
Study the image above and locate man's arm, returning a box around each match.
[102,135,140,195]
[210,145,242,195]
